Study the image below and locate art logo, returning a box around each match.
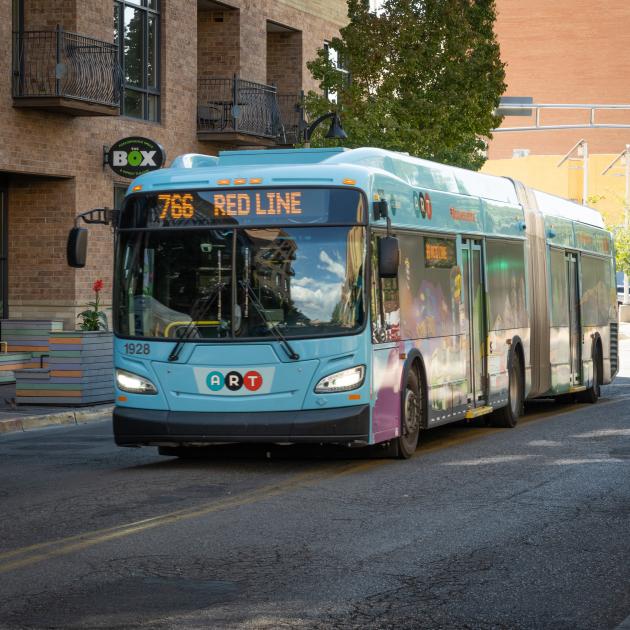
[206,370,263,392]
[414,191,433,219]
[194,366,274,396]
[106,136,165,179]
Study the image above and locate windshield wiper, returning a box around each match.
[168,282,226,362]
[239,280,300,361]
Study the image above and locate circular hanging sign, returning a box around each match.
[106,136,165,179]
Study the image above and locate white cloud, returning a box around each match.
[319,250,345,280]
[291,281,341,321]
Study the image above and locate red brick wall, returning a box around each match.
[490,0,630,158]
[7,177,76,324]
[198,7,240,79]
[267,30,303,94]
[23,0,77,31]
[0,0,344,328]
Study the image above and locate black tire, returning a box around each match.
[579,346,601,404]
[491,354,523,428]
[388,369,423,459]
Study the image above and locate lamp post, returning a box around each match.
[300,111,347,147]
[602,144,630,306]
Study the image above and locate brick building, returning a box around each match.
[0,0,346,328]
[489,0,630,159]
[483,0,630,225]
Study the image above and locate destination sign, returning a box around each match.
[120,188,364,228]
[425,237,456,268]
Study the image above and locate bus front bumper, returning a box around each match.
[113,405,370,446]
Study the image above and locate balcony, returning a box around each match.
[13,28,122,117]
[197,76,304,146]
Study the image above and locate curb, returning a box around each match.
[0,405,113,435]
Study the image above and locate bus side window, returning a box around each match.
[486,239,528,331]
[371,235,400,342]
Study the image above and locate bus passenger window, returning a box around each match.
[381,277,401,341]
[397,234,459,339]
[581,254,614,325]
[486,239,528,331]
[549,248,569,327]
[371,235,400,342]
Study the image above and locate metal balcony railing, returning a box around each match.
[198,76,301,142]
[198,76,280,139]
[277,92,305,145]
[13,28,122,108]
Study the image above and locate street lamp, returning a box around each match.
[602,144,630,305]
[557,139,588,206]
[301,111,347,147]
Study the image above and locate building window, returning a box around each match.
[323,41,349,104]
[114,0,160,122]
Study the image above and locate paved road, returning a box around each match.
[1,375,629,628]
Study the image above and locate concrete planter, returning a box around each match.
[15,330,113,405]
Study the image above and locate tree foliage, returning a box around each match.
[614,226,630,276]
[306,0,506,170]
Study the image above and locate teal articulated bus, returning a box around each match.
[69,147,618,458]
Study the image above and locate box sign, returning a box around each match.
[106,137,165,179]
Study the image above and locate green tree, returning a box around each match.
[306,0,506,170]
[614,226,630,277]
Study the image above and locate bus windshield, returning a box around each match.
[115,225,366,340]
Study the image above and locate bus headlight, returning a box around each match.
[116,369,158,394]
[315,365,365,393]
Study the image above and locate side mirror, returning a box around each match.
[378,236,399,278]
[67,227,88,268]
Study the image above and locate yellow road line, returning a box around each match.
[0,461,385,574]
[1,394,627,574]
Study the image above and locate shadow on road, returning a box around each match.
[121,380,630,469]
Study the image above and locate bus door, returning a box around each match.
[461,239,487,405]
[566,252,581,385]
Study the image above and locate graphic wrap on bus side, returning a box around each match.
[193,366,275,396]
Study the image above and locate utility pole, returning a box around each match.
[557,139,588,206]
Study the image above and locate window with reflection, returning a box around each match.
[549,247,569,327]
[115,226,366,339]
[486,239,528,331]
[581,254,614,325]
[398,234,459,338]
[114,0,160,121]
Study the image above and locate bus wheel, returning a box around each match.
[491,356,523,428]
[579,348,601,404]
[389,370,422,459]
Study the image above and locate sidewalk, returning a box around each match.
[0,382,112,435]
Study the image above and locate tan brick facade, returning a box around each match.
[0,0,345,329]
[490,0,630,159]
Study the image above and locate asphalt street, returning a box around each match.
[0,350,629,628]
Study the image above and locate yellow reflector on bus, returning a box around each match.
[132,185,142,192]
[217,179,231,185]
[343,179,357,186]
[233,178,246,185]
[250,178,263,184]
